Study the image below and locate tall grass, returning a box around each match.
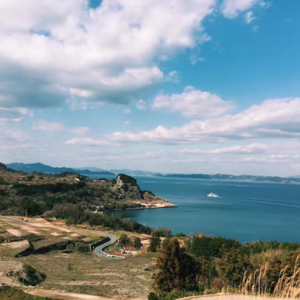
[241,254,300,298]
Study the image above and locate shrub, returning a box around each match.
[153,239,201,292]
[148,292,159,300]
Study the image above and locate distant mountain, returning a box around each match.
[154,173,300,185]
[109,169,157,176]
[75,167,104,172]
[7,163,115,176]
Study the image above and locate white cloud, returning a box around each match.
[0,107,33,122]
[166,71,180,83]
[124,121,131,125]
[152,86,234,118]
[0,129,29,152]
[0,0,216,112]
[69,127,90,136]
[108,98,300,144]
[244,11,255,23]
[32,120,65,132]
[182,143,267,154]
[65,137,115,147]
[136,100,147,111]
[221,0,263,18]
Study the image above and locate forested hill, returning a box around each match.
[7,162,115,176]
[0,164,172,218]
[155,173,300,184]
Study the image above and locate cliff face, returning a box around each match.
[114,174,143,200]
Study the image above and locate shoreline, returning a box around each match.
[109,203,178,212]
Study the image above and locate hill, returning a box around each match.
[7,162,115,176]
[0,163,175,217]
[109,169,158,176]
[155,173,300,185]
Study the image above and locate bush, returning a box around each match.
[77,243,90,253]
[148,292,159,300]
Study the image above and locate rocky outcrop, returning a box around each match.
[115,174,143,200]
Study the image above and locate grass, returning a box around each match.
[242,254,300,298]
[19,250,158,298]
[0,287,54,300]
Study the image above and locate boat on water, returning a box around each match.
[207,192,219,198]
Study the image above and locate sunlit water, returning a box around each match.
[86,175,300,243]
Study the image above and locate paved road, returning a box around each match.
[93,233,124,259]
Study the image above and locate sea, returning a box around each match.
[87,174,300,243]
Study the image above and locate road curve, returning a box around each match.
[0,216,124,260]
[93,233,125,259]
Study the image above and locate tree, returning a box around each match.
[266,256,282,293]
[20,198,43,217]
[153,239,201,292]
[162,237,171,249]
[134,237,142,250]
[218,249,252,287]
[119,234,131,247]
[148,292,159,300]
[149,236,161,252]
[153,227,173,238]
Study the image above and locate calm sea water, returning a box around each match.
[87,175,300,243]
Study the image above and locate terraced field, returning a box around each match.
[0,216,155,299]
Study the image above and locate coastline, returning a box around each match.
[110,203,178,212]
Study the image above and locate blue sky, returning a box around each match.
[1,0,300,176]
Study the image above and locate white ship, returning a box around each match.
[207,192,219,198]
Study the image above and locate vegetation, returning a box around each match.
[134,237,142,250]
[152,236,300,299]
[153,239,201,292]
[191,236,241,258]
[0,287,54,300]
[149,235,161,252]
[0,166,163,217]
[119,234,132,247]
[118,174,137,186]
[46,203,153,234]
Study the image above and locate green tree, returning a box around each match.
[162,237,171,249]
[119,234,131,247]
[266,256,282,293]
[148,292,159,300]
[134,237,142,250]
[149,236,161,252]
[153,239,201,292]
[218,249,252,287]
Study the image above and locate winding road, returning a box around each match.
[0,216,124,260]
[93,233,125,259]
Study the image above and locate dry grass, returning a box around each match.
[242,254,300,298]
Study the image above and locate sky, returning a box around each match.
[1,0,300,177]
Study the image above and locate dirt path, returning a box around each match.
[26,288,112,300]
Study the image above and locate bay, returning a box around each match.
[87,174,300,243]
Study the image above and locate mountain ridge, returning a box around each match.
[7,163,115,176]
